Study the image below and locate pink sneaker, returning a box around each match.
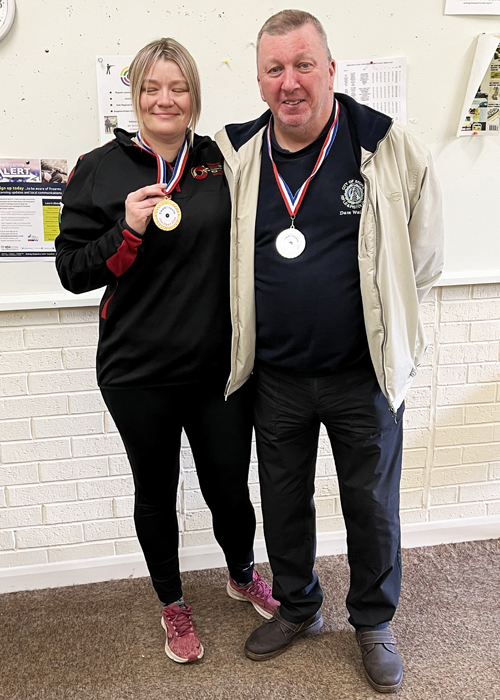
[161,604,204,663]
[227,570,279,619]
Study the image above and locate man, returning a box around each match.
[216,10,443,693]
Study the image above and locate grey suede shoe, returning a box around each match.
[244,609,323,661]
[356,629,403,693]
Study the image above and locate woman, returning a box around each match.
[56,38,277,664]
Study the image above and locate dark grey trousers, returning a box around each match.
[254,363,404,629]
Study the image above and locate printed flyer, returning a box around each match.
[0,158,67,258]
[458,34,500,135]
[445,0,500,14]
[336,57,407,124]
[96,56,137,145]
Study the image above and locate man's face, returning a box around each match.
[257,23,335,139]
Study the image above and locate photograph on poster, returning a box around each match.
[41,159,68,184]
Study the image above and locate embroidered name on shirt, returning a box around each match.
[191,162,223,179]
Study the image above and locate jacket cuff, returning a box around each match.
[122,219,144,239]
[106,220,144,277]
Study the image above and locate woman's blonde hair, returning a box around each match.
[129,38,201,145]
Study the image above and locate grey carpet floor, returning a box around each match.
[0,540,499,700]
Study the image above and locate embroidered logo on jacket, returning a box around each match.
[191,162,223,179]
[341,179,364,210]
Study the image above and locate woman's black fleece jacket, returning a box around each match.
[55,129,232,388]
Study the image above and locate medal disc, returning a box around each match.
[153,198,181,231]
[275,228,306,259]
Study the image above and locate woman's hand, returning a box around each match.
[125,183,168,235]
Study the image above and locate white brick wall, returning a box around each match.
[0,285,499,572]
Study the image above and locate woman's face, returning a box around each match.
[139,59,192,142]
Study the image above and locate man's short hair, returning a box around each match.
[257,9,332,62]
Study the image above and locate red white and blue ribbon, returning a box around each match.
[266,99,340,219]
[135,131,189,193]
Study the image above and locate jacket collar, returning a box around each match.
[336,93,392,154]
[224,93,392,155]
[224,111,271,152]
[113,128,209,157]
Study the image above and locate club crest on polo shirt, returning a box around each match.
[341,179,364,212]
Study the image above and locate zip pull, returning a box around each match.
[389,405,397,423]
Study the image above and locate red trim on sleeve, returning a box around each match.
[106,229,142,277]
[66,155,83,185]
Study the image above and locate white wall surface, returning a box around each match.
[1,0,500,299]
[0,1,499,591]
[0,285,499,591]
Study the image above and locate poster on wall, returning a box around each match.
[0,158,67,259]
[336,57,407,124]
[457,34,500,135]
[445,0,500,14]
[96,56,137,145]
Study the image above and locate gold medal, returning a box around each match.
[153,198,182,231]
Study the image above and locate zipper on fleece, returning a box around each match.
[223,162,241,401]
[359,127,397,419]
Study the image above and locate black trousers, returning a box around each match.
[254,363,403,629]
[101,379,256,605]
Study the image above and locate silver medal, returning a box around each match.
[275,228,306,259]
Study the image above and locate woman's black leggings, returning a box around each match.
[101,379,256,605]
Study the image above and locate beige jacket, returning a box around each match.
[215,95,444,412]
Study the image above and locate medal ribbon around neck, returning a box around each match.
[135,131,189,231]
[266,99,340,222]
[135,131,189,192]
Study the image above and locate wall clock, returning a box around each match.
[0,0,15,41]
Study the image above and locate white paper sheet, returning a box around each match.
[445,0,500,14]
[457,34,500,136]
[336,57,407,124]
[96,56,137,145]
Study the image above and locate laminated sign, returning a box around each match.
[458,34,500,136]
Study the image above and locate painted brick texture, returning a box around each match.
[0,285,499,570]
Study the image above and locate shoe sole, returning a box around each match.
[363,669,403,694]
[161,616,204,664]
[244,614,324,661]
[226,580,274,620]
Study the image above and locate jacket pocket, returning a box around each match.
[100,281,118,320]
[358,202,375,259]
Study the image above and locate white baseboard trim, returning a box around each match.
[1,515,499,594]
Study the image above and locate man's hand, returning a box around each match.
[124,183,168,235]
